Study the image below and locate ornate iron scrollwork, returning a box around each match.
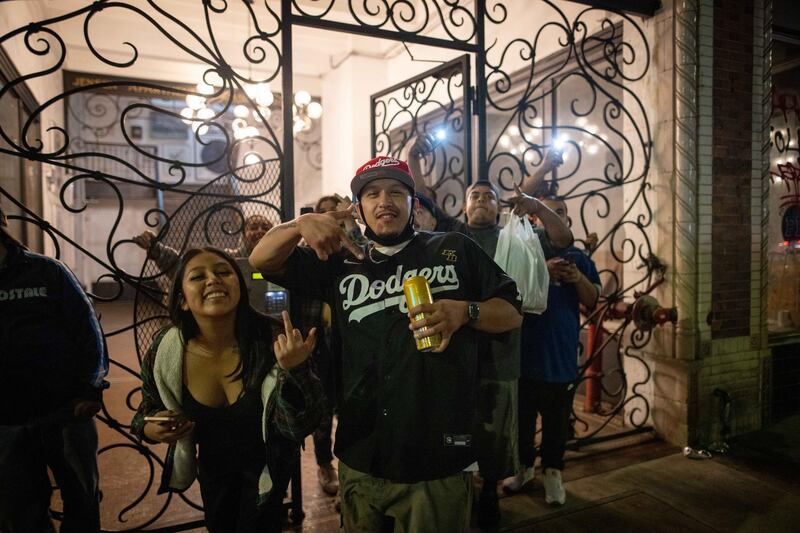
[484,1,658,443]
[0,1,663,529]
[291,0,477,44]
[371,55,471,216]
[1,2,288,530]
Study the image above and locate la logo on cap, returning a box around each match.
[351,156,415,197]
[363,157,401,170]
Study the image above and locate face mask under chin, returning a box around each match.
[359,204,416,246]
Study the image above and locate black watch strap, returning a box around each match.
[467,302,480,325]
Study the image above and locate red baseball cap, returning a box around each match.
[351,156,415,198]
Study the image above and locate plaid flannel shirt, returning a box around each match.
[131,328,324,493]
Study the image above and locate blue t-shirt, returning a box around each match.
[520,246,600,383]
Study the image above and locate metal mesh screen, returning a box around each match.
[133,160,282,361]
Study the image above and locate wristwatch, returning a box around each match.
[467,302,480,325]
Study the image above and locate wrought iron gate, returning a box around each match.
[0,1,670,530]
[371,55,472,216]
[480,8,666,446]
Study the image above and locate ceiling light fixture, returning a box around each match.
[179,5,321,141]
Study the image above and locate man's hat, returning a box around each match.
[351,156,415,198]
[414,192,436,215]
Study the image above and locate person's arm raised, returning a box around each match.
[407,134,440,200]
[249,207,364,275]
[519,148,563,197]
[507,184,573,249]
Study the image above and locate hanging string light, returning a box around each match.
[179,81,216,135]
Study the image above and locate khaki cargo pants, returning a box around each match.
[339,462,472,533]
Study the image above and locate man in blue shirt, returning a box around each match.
[505,196,600,506]
[0,204,109,532]
[465,181,572,527]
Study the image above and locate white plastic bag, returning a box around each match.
[494,214,549,314]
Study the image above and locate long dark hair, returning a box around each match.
[167,247,274,389]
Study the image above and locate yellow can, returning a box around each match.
[403,275,442,352]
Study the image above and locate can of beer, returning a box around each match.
[403,275,442,352]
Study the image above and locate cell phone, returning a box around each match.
[144,415,177,423]
[300,206,314,215]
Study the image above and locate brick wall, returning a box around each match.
[696,340,762,443]
[663,0,769,447]
[686,0,769,446]
[711,0,754,339]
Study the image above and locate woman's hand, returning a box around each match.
[274,310,317,370]
[143,410,194,444]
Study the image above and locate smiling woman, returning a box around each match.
[178,252,242,326]
[130,247,324,532]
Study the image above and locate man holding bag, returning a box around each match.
[464,180,572,527]
[504,195,600,507]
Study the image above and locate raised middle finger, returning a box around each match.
[281,310,294,337]
[275,334,287,352]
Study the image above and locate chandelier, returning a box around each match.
[179,2,320,140]
[180,82,322,140]
[290,90,323,136]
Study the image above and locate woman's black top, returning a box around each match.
[181,384,265,478]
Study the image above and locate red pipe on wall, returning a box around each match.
[583,321,604,413]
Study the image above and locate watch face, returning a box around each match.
[468,302,480,321]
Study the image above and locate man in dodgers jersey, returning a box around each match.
[250,156,522,532]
